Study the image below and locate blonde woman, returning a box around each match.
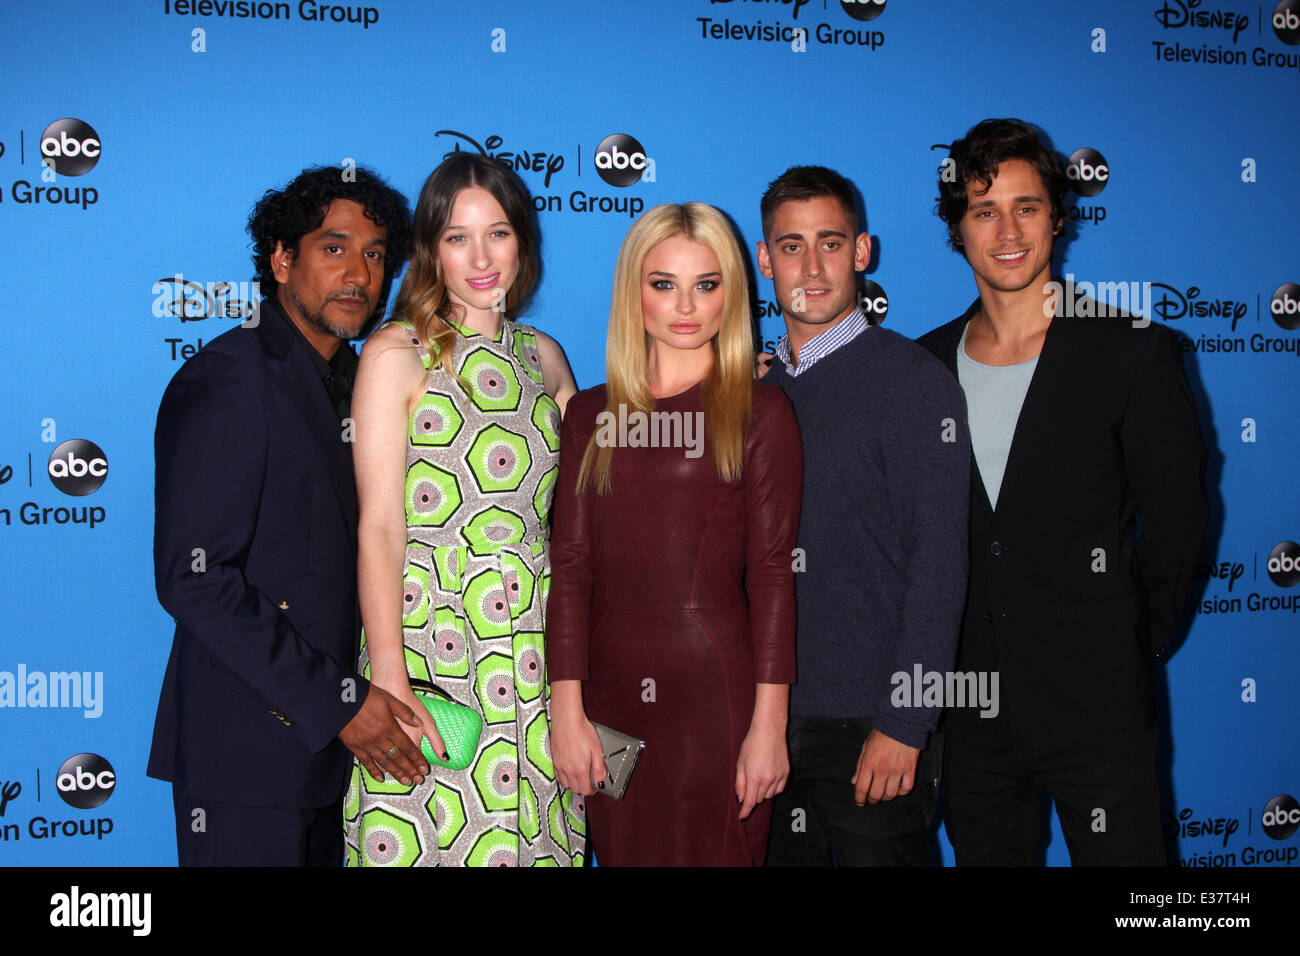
[344,152,585,866]
[548,203,802,865]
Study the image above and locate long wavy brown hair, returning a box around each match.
[393,152,540,386]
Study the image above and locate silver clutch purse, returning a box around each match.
[590,721,645,801]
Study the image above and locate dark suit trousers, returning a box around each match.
[942,709,1164,866]
[172,786,344,867]
[766,717,940,866]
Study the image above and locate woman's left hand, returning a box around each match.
[735,725,789,821]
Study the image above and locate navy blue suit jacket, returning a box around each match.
[918,302,1207,749]
[148,297,367,807]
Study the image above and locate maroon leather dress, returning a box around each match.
[547,381,802,866]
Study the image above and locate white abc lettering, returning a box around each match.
[41,130,100,159]
[1269,554,1299,572]
[1068,159,1109,182]
[48,453,107,478]
[57,766,115,791]
[1276,10,1300,29]
[862,296,887,314]
[1263,807,1300,825]
[596,145,647,171]
[1271,295,1299,315]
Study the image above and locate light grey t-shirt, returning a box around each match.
[956,321,1038,508]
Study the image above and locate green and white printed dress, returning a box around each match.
[344,318,586,866]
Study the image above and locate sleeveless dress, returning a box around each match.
[343,318,586,866]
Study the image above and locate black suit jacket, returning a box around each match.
[918,301,1207,749]
[148,297,367,807]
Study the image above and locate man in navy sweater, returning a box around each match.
[759,166,971,866]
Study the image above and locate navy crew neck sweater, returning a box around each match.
[765,326,971,748]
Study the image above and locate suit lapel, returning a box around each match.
[991,313,1071,514]
[936,304,995,518]
[257,300,360,544]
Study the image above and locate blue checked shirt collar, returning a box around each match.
[775,307,869,377]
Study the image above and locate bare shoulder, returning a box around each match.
[530,326,564,357]
[357,323,427,401]
[360,323,425,369]
[525,325,578,414]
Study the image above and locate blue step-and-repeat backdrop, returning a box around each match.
[1,0,1297,866]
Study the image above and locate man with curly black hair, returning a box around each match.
[919,120,1206,866]
[149,165,424,866]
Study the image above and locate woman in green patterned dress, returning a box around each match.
[344,153,585,865]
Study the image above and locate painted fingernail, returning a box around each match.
[441,751,450,762]
[598,781,605,790]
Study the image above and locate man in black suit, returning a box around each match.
[918,119,1207,865]
[149,166,427,865]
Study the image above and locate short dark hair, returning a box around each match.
[935,118,1069,250]
[760,165,860,239]
[247,165,413,321]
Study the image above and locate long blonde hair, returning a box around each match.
[578,202,754,493]
[392,153,539,385]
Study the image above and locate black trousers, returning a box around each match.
[942,709,1164,866]
[766,716,940,867]
[172,786,344,867]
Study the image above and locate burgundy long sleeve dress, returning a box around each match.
[546,380,802,866]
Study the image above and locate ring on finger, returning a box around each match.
[384,745,399,758]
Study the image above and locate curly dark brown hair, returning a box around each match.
[935,118,1069,251]
[247,165,413,323]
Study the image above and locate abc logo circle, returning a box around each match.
[1067,147,1109,198]
[48,439,109,496]
[40,118,102,177]
[1274,0,1300,44]
[56,753,116,809]
[1270,282,1300,331]
[1261,794,1300,840]
[841,0,887,22]
[1267,541,1300,588]
[594,133,648,188]
[859,279,889,322]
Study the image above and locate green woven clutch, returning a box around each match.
[409,679,483,771]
